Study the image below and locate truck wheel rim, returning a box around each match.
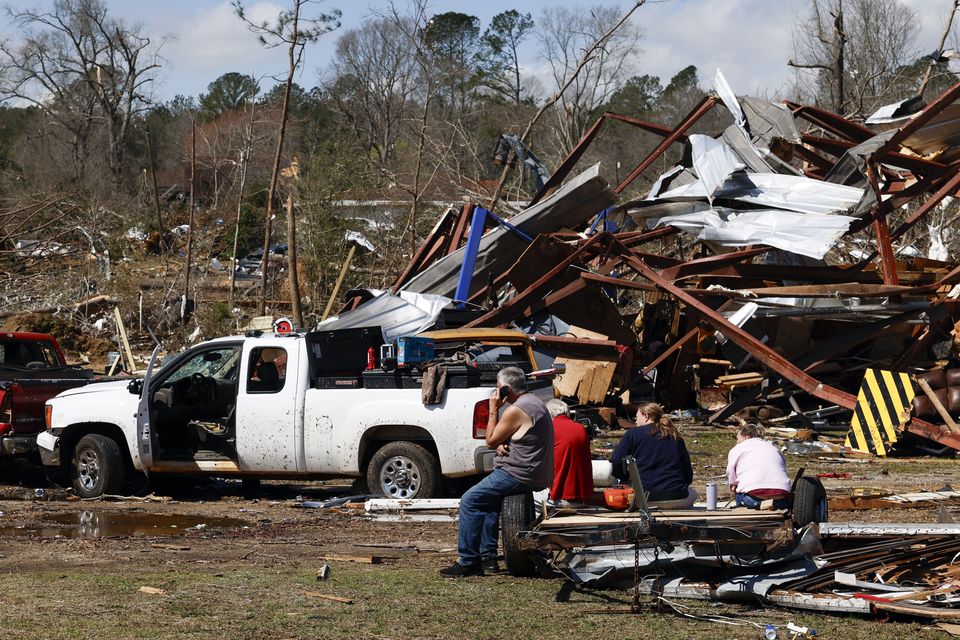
[380,455,421,499]
[77,448,100,492]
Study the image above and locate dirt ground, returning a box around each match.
[0,429,956,639]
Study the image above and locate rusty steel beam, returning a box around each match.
[658,247,769,281]
[392,207,456,291]
[580,272,657,292]
[785,101,875,142]
[868,77,960,163]
[866,159,905,286]
[907,417,960,450]
[618,248,858,409]
[446,203,475,255]
[800,134,949,177]
[531,112,685,206]
[463,232,611,328]
[792,142,835,173]
[530,116,610,206]
[890,166,960,242]
[641,328,698,377]
[615,95,719,194]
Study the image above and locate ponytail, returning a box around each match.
[636,402,681,440]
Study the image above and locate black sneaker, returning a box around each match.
[481,558,501,574]
[439,562,483,578]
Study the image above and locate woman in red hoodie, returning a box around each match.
[545,399,594,507]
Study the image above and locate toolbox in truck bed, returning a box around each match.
[306,326,383,376]
[361,364,484,390]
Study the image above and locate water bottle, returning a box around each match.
[764,624,778,640]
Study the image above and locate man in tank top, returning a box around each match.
[439,366,554,578]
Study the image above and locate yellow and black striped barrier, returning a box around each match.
[844,369,915,456]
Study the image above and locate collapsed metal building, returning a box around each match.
[335,70,960,456]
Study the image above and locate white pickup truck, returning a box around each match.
[39,327,550,498]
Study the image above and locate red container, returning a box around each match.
[603,486,635,510]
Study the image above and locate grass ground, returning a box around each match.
[0,427,955,639]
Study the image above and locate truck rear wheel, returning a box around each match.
[71,434,125,498]
[501,492,539,577]
[366,441,439,499]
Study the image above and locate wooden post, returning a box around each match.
[113,307,136,373]
[286,193,304,327]
[915,377,960,434]
[322,244,357,321]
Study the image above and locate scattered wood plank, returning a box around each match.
[304,591,353,604]
[139,586,166,595]
[915,376,960,434]
[150,543,190,551]
[320,554,390,565]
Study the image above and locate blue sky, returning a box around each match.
[0,0,951,104]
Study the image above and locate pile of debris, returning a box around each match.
[526,506,960,621]
[327,69,960,458]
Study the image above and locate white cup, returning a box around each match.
[706,482,718,510]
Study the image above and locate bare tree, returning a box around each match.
[790,0,919,116]
[234,0,340,323]
[0,0,163,184]
[479,10,535,105]
[327,17,418,168]
[537,4,642,152]
[488,1,645,210]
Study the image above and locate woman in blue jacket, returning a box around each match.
[611,403,697,507]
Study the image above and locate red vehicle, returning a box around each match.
[0,332,93,457]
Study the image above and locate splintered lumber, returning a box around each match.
[150,543,190,551]
[113,306,136,373]
[717,372,764,389]
[138,586,166,595]
[304,591,353,604]
[320,554,387,565]
[915,376,960,434]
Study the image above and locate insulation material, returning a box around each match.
[316,289,451,342]
[659,173,864,216]
[651,209,855,259]
[688,134,745,200]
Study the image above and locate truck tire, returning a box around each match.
[366,441,439,499]
[71,434,126,498]
[501,492,539,577]
[793,476,828,527]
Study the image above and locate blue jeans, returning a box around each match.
[735,492,791,510]
[457,468,525,566]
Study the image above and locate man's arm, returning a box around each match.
[486,406,528,448]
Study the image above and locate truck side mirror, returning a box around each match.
[127,379,143,395]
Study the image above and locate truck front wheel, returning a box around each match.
[366,441,439,499]
[71,434,125,498]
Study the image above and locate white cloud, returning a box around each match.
[165,1,286,76]
[634,0,804,99]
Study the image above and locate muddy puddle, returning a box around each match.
[0,511,247,539]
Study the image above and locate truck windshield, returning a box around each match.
[0,340,63,369]
[164,346,241,384]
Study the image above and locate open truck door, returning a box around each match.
[135,346,161,471]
